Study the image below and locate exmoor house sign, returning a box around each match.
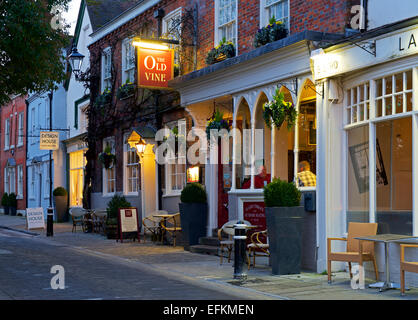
[40,131,59,150]
[138,47,174,89]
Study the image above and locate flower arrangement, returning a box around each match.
[205,109,230,141]
[95,88,112,106]
[116,81,135,100]
[263,87,297,130]
[206,37,236,65]
[98,145,117,169]
[254,17,288,48]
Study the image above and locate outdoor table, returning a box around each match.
[355,234,415,292]
[153,213,178,244]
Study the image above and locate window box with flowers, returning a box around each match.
[95,88,112,107]
[263,88,297,131]
[205,109,230,141]
[254,17,288,48]
[117,82,136,100]
[99,145,117,169]
[206,38,236,65]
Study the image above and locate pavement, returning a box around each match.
[1,213,417,300]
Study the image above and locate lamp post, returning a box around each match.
[68,45,85,79]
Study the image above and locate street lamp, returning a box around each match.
[135,138,147,155]
[68,45,85,79]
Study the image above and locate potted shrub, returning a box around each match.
[206,37,236,65]
[263,87,297,131]
[254,16,288,48]
[264,178,304,275]
[116,82,135,100]
[53,187,68,222]
[1,193,9,215]
[8,193,17,216]
[106,194,131,239]
[179,183,208,250]
[99,145,117,169]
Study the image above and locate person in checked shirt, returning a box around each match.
[297,161,316,187]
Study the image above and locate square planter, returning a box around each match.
[179,202,208,250]
[265,206,305,275]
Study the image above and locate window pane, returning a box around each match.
[347,125,369,226]
[376,117,412,235]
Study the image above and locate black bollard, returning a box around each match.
[233,221,248,280]
[46,207,54,237]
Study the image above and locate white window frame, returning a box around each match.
[17,165,23,199]
[162,7,182,66]
[164,119,186,196]
[17,112,24,147]
[121,38,136,84]
[260,0,290,31]
[214,0,238,50]
[101,47,112,92]
[4,118,10,150]
[123,133,140,196]
[102,137,116,196]
[79,102,89,133]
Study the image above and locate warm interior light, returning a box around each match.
[132,39,169,51]
[187,166,200,183]
[136,141,147,155]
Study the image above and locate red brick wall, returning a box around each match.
[0,95,27,211]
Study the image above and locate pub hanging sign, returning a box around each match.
[137,47,174,89]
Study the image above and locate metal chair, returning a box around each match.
[142,210,167,242]
[92,209,107,234]
[247,230,270,269]
[69,207,87,233]
[217,220,252,265]
[160,213,182,247]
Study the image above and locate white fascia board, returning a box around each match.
[89,0,161,46]
[176,41,311,106]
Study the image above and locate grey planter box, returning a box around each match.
[54,196,68,222]
[179,202,208,250]
[265,206,305,275]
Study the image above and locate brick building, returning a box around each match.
[0,95,27,215]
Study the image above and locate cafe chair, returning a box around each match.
[400,244,418,296]
[327,222,379,284]
[92,209,107,234]
[160,213,182,247]
[247,230,270,269]
[217,220,252,265]
[69,207,87,233]
[142,210,166,242]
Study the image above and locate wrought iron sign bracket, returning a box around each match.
[276,78,298,96]
[349,39,376,57]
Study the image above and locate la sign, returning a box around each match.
[138,48,174,89]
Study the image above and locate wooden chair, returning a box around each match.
[247,230,270,269]
[69,207,87,233]
[160,213,182,247]
[217,220,252,265]
[400,244,418,295]
[142,210,166,242]
[327,222,379,284]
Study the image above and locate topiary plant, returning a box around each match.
[106,194,131,221]
[1,193,9,207]
[180,183,207,204]
[8,193,17,208]
[53,187,68,197]
[263,178,301,207]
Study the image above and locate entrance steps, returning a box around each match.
[188,229,231,258]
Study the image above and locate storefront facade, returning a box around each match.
[311,19,418,284]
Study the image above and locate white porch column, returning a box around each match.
[413,67,418,236]
[270,123,275,178]
[250,120,255,189]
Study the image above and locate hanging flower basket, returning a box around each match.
[99,146,116,169]
[263,88,297,131]
[116,82,135,100]
[205,109,230,141]
[254,17,288,48]
[206,38,236,65]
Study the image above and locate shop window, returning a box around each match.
[216,0,237,47]
[376,117,412,235]
[103,138,116,195]
[101,47,112,92]
[347,125,369,225]
[124,134,140,195]
[162,7,182,66]
[122,38,135,84]
[375,70,413,118]
[346,83,370,125]
[70,150,86,207]
[165,119,186,195]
